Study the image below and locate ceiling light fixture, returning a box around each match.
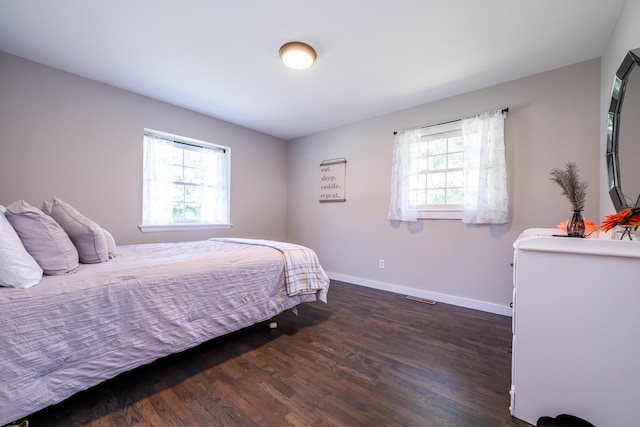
[279,42,316,70]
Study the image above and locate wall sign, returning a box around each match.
[319,158,347,203]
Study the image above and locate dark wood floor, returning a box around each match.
[20,281,531,427]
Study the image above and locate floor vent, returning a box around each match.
[406,296,437,305]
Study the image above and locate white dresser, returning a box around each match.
[510,230,640,426]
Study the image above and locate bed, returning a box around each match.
[0,237,330,425]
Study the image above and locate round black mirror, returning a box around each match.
[607,48,640,211]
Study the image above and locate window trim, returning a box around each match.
[144,128,228,154]
[139,223,232,233]
[140,128,231,232]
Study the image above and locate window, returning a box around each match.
[388,109,508,224]
[408,121,463,219]
[140,129,230,232]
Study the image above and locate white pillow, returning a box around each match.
[0,209,43,288]
[47,197,109,264]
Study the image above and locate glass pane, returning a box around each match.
[448,136,463,152]
[426,189,445,204]
[169,148,183,165]
[172,165,184,182]
[184,186,200,203]
[447,187,464,204]
[172,184,185,202]
[428,154,448,171]
[417,155,429,172]
[427,172,446,189]
[447,171,464,187]
[184,203,201,219]
[183,166,200,184]
[448,152,463,169]
[428,139,447,155]
[183,150,201,168]
[415,190,426,206]
[173,203,185,219]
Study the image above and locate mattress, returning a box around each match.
[0,239,329,424]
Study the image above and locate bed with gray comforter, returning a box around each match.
[0,238,329,425]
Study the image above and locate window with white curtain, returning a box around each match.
[388,109,508,224]
[140,129,231,232]
[407,120,464,219]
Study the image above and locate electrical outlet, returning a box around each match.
[379,259,385,269]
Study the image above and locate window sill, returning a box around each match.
[418,210,463,220]
[139,223,233,233]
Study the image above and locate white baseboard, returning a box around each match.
[327,272,513,317]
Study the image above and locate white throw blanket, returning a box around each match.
[210,238,330,303]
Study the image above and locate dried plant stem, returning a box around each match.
[549,161,588,211]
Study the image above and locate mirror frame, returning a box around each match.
[607,48,640,212]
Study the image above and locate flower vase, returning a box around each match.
[566,210,585,237]
[615,225,638,241]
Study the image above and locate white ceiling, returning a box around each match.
[0,1,625,140]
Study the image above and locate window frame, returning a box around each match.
[413,120,464,220]
[139,128,232,233]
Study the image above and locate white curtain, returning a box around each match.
[142,133,175,225]
[461,110,509,224]
[200,147,229,224]
[387,128,421,221]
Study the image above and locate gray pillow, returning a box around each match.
[5,200,79,275]
[103,228,117,259]
[47,197,109,264]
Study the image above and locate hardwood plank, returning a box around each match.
[19,281,529,426]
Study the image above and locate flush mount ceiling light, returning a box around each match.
[279,41,316,70]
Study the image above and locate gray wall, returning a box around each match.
[287,59,601,314]
[0,52,289,245]
[0,40,610,315]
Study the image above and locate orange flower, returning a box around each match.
[601,208,640,231]
[628,213,640,227]
[601,209,632,232]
